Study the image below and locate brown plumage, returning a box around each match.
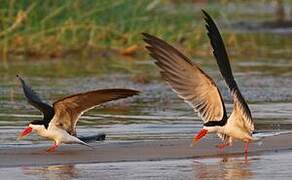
[52,89,140,135]
[143,33,227,124]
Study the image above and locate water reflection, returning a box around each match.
[192,155,254,180]
[5,152,292,179]
[20,155,255,180]
[22,164,78,180]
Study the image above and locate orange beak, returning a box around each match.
[191,129,208,146]
[17,127,33,140]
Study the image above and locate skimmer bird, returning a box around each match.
[143,10,254,154]
[17,75,139,152]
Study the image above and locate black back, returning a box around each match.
[30,120,45,125]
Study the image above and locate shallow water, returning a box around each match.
[2,151,292,180]
[2,56,292,145]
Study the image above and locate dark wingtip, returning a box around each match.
[142,32,154,44]
[78,133,106,142]
[201,9,212,24]
[142,32,151,38]
[142,32,162,44]
[201,9,207,16]
[141,32,148,36]
[115,89,141,97]
[201,9,211,18]
[141,32,148,41]
[130,89,141,95]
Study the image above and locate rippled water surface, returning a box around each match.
[2,152,292,180]
[1,57,292,146]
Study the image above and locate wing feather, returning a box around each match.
[52,89,139,135]
[143,33,227,123]
[202,10,254,132]
[17,75,54,127]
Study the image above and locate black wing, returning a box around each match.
[202,10,253,131]
[17,75,54,127]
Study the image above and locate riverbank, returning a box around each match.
[1,132,292,167]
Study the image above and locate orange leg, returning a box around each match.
[216,143,230,150]
[244,141,249,154]
[46,143,58,152]
[244,140,251,162]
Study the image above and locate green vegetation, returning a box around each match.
[1,0,292,62]
[0,0,199,59]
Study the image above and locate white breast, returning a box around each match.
[29,124,74,144]
[224,115,252,141]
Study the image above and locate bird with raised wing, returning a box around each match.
[17,75,139,152]
[143,10,254,154]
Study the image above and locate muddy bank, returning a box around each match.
[1,133,292,167]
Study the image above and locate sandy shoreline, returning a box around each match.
[1,133,292,167]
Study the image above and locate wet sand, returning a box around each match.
[1,133,292,167]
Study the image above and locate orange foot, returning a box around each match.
[46,144,58,152]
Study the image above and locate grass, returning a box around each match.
[1,0,292,62]
[0,0,200,59]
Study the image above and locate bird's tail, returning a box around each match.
[78,139,94,149]
[71,137,94,149]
